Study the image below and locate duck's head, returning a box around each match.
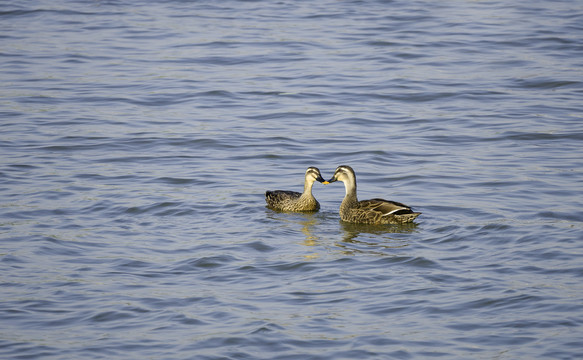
[305,166,326,184]
[323,165,355,185]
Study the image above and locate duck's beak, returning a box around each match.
[322,177,336,185]
[315,175,326,183]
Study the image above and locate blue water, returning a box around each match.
[1,0,583,359]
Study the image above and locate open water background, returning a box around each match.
[1,0,583,359]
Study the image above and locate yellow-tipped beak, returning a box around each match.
[322,181,330,185]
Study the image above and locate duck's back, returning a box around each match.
[340,198,420,224]
[265,190,320,212]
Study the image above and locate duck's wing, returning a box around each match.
[265,190,301,202]
[359,198,415,216]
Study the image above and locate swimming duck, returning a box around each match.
[323,165,421,224]
[265,167,325,212]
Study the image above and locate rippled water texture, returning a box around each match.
[1,0,583,359]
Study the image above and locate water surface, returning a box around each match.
[1,0,583,359]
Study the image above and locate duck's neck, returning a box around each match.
[303,180,314,195]
[342,179,358,206]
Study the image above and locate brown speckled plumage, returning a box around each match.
[265,167,324,212]
[325,165,421,224]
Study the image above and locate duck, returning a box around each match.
[323,165,421,224]
[265,167,325,212]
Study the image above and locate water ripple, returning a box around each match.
[1,0,582,359]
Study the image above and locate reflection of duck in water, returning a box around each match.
[265,167,325,212]
[338,221,417,256]
[299,216,321,259]
[265,210,322,259]
[298,216,319,244]
[324,165,421,225]
[340,221,417,242]
[341,221,418,236]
